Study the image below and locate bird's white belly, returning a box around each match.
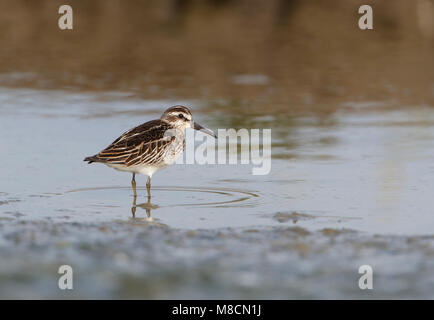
[105,163,165,177]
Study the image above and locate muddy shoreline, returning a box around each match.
[1,218,433,299]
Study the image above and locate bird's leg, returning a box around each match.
[131,173,137,218]
[146,176,151,200]
[131,173,137,197]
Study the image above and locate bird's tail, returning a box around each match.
[84,155,99,164]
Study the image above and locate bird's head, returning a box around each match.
[161,105,217,138]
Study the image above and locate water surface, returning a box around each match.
[1,88,433,298]
[1,88,434,234]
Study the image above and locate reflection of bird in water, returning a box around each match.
[131,195,159,220]
[84,106,217,199]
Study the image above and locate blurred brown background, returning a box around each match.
[0,0,433,114]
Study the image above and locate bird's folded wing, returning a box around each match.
[94,120,175,166]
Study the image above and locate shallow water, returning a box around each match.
[1,88,434,234]
[1,88,434,298]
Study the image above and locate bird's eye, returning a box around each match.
[178,114,184,119]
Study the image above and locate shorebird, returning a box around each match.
[84,105,217,198]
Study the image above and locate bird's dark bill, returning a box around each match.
[193,122,217,138]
